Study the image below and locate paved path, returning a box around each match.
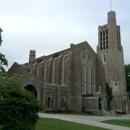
[38,113,130,130]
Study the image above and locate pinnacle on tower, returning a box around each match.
[107,11,116,24]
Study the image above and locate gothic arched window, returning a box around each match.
[30,63,37,75]
[52,59,58,84]
[62,56,69,85]
[60,93,67,109]
[37,63,43,78]
[81,51,93,94]
[44,61,50,83]
[46,92,54,109]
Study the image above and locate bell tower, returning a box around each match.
[97,11,127,111]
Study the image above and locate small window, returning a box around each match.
[62,98,64,109]
[119,37,120,42]
[115,83,118,85]
[106,29,108,35]
[106,40,108,45]
[100,32,102,37]
[104,55,106,62]
[103,31,105,36]
[117,31,118,37]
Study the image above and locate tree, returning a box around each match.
[0,53,8,73]
[0,73,22,98]
[125,64,130,93]
[0,28,44,130]
[106,82,113,110]
[0,28,2,45]
[0,28,8,74]
[0,74,44,130]
[0,89,44,130]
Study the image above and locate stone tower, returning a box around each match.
[97,11,127,111]
[29,50,36,63]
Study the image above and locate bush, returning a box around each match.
[86,110,94,114]
[58,109,64,113]
[117,111,126,114]
[44,104,76,114]
[82,103,86,113]
[52,108,58,113]
[0,89,44,130]
[44,109,53,113]
[44,108,76,114]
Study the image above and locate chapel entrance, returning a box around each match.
[24,85,37,98]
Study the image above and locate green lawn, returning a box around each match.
[0,126,3,130]
[102,119,130,127]
[0,118,108,130]
[0,118,107,130]
[35,118,108,130]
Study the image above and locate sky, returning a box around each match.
[0,0,130,70]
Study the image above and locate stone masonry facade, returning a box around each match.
[9,41,107,113]
[97,11,127,112]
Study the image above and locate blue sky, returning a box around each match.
[0,0,130,70]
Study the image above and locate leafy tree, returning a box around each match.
[0,73,22,98]
[106,82,113,110]
[125,64,130,93]
[0,28,44,130]
[0,28,8,74]
[0,73,44,130]
[0,28,2,45]
[0,89,44,130]
[0,53,8,73]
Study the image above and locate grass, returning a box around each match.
[35,118,108,130]
[0,118,108,130]
[102,119,130,127]
[0,126,3,130]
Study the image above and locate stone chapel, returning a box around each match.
[9,11,127,114]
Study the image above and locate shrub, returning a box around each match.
[52,108,58,113]
[58,109,64,113]
[45,109,53,113]
[117,111,126,114]
[0,89,44,130]
[86,110,94,114]
[82,103,86,113]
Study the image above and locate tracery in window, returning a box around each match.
[30,63,37,75]
[52,59,58,84]
[44,61,50,83]
[62,56,69,85]
[61,93,67,109]
[81,51,93,94]
[99,29,109,51]
[46,92,54,109]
